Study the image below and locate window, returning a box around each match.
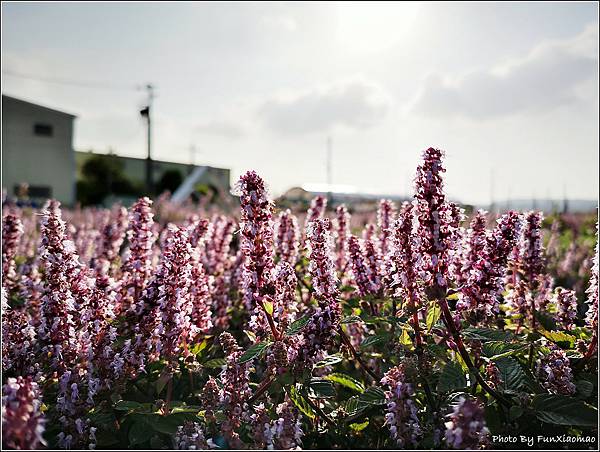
[33,123,53,137]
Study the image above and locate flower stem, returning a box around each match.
[339,327,380,381]
[437,295,511,407]
[248,374,275,404]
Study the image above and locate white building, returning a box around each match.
[2,95,77,205]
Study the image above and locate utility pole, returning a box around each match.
[140,84,154,194]
[562,183,569,214]
[326,135,332,204]
[489,167,495,214]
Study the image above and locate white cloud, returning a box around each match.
[412,24,598,119]
[258,78,391,135]
[195,120,246,139]
[261,14,298,32]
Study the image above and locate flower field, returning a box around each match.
[1,147,598,450]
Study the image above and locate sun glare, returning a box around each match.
[334,2,421,54]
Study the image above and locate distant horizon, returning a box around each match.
[72,147,599,206]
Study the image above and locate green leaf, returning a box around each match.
[156,373,171,396]
[483,341,517,358]
[509,405,524,421]
[576,380,594,399]
[360,334,386,348]
[324,373,365,393]
[532,394,598,427]
[535,311,558,331]
[288,386,315,419]
[309,379,336,398]
[399,329,412,347]
[285,315,311,336]
[263,301,274,315]
[358,387,386,406]
[341,315,363,325]
[238,342,272,364]
[244,330,257,343]
[95,430,120,447]
[114,400,143,411]
[128,420,148,446]
[437,361,467,392]
[203,358,227,368]
[463,327,513,342]
[349,420,369,431]
[189,339,209,356]
[426,302,442,332]
[541,330,576,348]
[88,408,116,427]
[276,371,295,386]
[314,354,343,368]
[495,357,526,391]
[484,403,503,434]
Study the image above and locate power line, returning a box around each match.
[2,69,141,91]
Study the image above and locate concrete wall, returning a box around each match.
[2,96,76,205]
[75,151,231,195]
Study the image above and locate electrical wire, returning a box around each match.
[2,70,143,92]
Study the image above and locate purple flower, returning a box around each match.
[536,347,576,395]
[273,261,299,322]
[485,362,502,390]
[388,203,422,306]
[201,376,220,423]
[380,365,422,447]
[272,401,304,450]
[302,219,341,364]
[306,218,339,303]
[306,195,327,223]
[348,235,375,297]
[204,215,235,275]
[414,148,461,289]
[250,403,274,449]
[234,171,276,323]
[188,220,213,334]
[275,209,300,265]
[519,211,545,283]
[119,197,156,314]
[93,205,128,274]
[38,200,84,372]
[362,222,377,242]
[2,212,24,295]
[457,210,489,287]
[554,287,578,331]
[174,421,212,450]
[1,287,36,374]
[333,204,351,273]
[2,376,46,450]
[458,211,523,322]
[585,222,598,334]
[218,332,252,449]
[506,279,531,331]
[444,397,490,449]
[138,225,197,370]
[377,199,396,257]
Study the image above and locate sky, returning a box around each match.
[2,1,598,205]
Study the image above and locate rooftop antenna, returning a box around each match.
[189,144,201,167]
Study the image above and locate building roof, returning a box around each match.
[74,150,229,173]
[2,94,77,118]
